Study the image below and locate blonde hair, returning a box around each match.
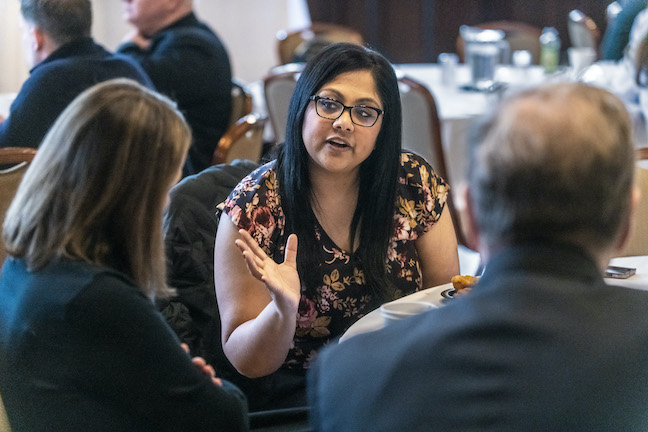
[3,79,191,299]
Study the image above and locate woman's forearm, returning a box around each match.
[222,299,297,378]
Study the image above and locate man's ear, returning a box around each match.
[31,26,46,52]
[615,185,641,253]
[459,184,481,253]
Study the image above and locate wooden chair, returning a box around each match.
[229,80,253,129]
[0,146,36,166]
[568,10,601,55]
[211,114,266,165]
[0,149,34,432]
[398,75,467,247]
[262,64,303,144]
[276,22,363,65]
[456,21,543,64]
[0,393,9,432]
[618,147,648,257]
[0,147,37,266]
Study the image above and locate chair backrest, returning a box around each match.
[398,75,466,246]
[263,64,303,144]
[0,147,37,266]
[212,114,267,165]
[163,159,262,406]
[619,147,648,257]
[0,146,37,166]
[399,76,448,180]
[276,21,363,65]
[456,21,543,64]
[0,165,29,266]
[568,9,601,54]
[229,80,253,129]
[606,1,623,25]
[0,393,10,432]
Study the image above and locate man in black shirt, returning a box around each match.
[119,0,233,176]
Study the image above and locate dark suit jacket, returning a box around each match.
[0,38,152,149]
[308,243,648,431]
[118,12,232,176]
[161,159,259,370]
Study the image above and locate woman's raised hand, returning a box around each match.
[235,230,301,312]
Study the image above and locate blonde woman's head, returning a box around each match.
[3,78,191,298]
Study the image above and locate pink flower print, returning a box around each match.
[324,246,350,264]
[387,241,398,262]
[296,296,331,338]
[228,205,243,225]
[296,296,318,329]
[392,214,411,241]
[250,206,275,239]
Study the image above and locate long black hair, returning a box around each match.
[275,43,402,300]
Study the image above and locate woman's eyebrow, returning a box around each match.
[318,90,381,107]
[354,97,381,107]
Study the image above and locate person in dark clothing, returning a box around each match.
[162,159,308,412]
[118,0,232,176]
[600,0,647,61]
[0,79,248,432]
[308,83,648,431]
[162,159,259,370]
[0,0,152,149]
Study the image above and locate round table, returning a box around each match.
[340,255,648,343]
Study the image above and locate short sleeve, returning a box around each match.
[221,162,285,254]
[394,152,450,240]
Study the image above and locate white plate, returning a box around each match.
[339,282,455,342]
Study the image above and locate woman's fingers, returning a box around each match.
[234,230,301,309]
[241,250,265,280]
[283,234,298,268]
[238,229,268,258]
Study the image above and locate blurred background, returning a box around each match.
[0,0,611,92]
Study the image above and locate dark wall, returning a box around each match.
[307,0,610,64]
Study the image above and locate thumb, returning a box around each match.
[283,234,298,268]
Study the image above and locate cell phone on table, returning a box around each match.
[604,266,636,279]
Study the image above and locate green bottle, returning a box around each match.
[540,27,561,73]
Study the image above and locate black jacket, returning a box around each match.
[0,38,152,149]
[161,159,258,370]
[118,12,232,175]
[161,159,309,412]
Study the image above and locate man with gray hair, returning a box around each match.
[0,0,152,149]
[308,83,648,431]
[118,0,232,176]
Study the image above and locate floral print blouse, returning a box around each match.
[221,152,449,370]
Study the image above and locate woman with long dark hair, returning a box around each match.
[215,43,459,409]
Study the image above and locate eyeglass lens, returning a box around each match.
[315,98,380,127]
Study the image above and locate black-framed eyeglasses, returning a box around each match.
[308,95,384,127]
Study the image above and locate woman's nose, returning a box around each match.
[332,108,354,131]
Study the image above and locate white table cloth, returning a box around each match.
[340,255,648,342]
[394,63,548,189]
